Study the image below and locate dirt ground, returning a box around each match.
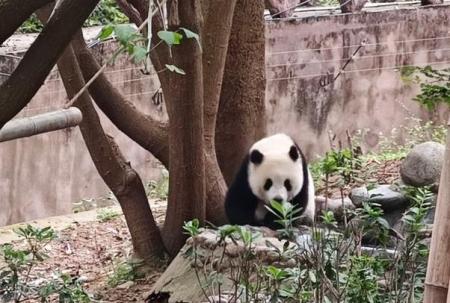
[3,200,168,303]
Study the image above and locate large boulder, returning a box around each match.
[400,142,445,187]
[147,227,313,303]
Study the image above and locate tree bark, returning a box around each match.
[0,0,100,129]
[216,0,267,185]
[57,45,166,261]
[71,32,170,168]
[116,0,143,25]
[424,120,450,303]
[109,0,231,226]
[35,5,166,261]
[339,0,368,13]
[200,0,237,225]
[161,0,206,256]
[0,0,53,45]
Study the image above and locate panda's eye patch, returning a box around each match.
[284,179,292,191]
[263,179,273,191]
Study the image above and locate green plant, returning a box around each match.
[107,258,144,287]
[98,24,200,71]
[346,255,383,303]
[84,0,128,27]
[19,14,44,33]
[390,186,433,302]
[18,0,128,34]
[184,182,432,303]
[97,207,121,222]
[146,169,169,200]
[39,273,91,303]
[401,66,450,111]
[266,200,302,240]
[0,225,90,302]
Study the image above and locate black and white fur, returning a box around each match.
[225,133,315,229]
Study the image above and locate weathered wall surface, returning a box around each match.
[265,5,450,157]
[0,36,166,226]
[1,5,449,225]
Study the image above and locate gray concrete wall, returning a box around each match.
[0,36,166,226]
[265,4,450,157]
[1,4,449,226]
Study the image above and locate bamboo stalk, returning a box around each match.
[0,107,82,142]
[424,120,450,303]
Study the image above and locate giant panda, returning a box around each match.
[225,133,315,229]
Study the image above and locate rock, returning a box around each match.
[117,281,135,289]
[149,228,313,302]
[315,196,355,219]
[367,185,409,212]
[423,207,436,224]
[383,207,407,227]
[361,246,396,258]
[350,186,369,207]
[400,142,445,187]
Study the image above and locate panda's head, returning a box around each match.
[248,134,304,205]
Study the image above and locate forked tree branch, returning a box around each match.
[36,4,166,260]
[0,0,53,45]
[116,0,143,25]
[0,0,101,129]
[71,31,170,168]
[57,45,166,260]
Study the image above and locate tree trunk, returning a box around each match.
[57,45,166,261]
[216,0,267,185]
[0,0,100,129]
[424,120,450,303]
[201,0,237,225]
[161,0,206,256]
[117,0,233,227]
[35,5,166,261]
[0,0,53,45]
[339,0,368,13]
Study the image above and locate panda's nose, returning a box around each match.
[273,197,283,203]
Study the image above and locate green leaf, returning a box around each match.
[165,64,186,75]
[114,24,136,45]
[308,271,317,283]
[158,30,183,46]
[376,217,390,230]
[180,27,202,50]
[131,46,148,64]
[98,24,114,40]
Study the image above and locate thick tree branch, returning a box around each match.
[0,0,53,45]
[0,0,100,129]
[202,0,237,150]
[216,0,267,185]
[116,0,143,25]
[36,5,165,261]
[162,0,206,256]
[71,32,170,168]
[57,45,166,260]
[199,0,237,225]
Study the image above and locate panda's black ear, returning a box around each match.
[289,145,299,161]
[250,150,264,165]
